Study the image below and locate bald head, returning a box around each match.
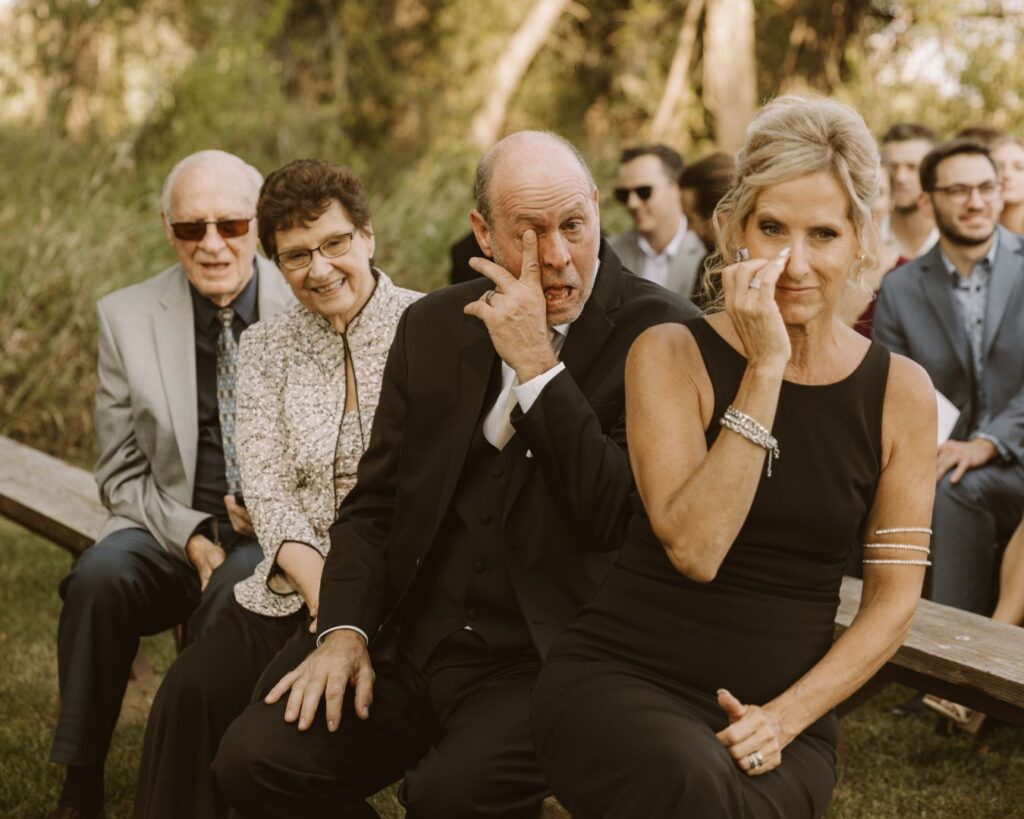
[469,131,601,326]
[161,150,263,218]
[474,131,596,226]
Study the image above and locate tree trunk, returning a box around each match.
[702,0,757,152]
[651,0,705,143]
[469,0,570,149]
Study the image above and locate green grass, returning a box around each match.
[1,518,1021,818]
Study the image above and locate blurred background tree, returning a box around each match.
[2,0,1023,460]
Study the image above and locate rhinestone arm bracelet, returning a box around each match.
[862,543,932,566]
[719,405,780,477]
[863,527,933,566]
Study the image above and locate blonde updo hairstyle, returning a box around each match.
[704,95,881,310]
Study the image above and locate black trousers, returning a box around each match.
[133,599,306,819]
[49,526,262,767]
[214,629,549,819]
[531,660,837,819]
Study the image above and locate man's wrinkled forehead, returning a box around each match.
[169,161,257,217]
[491,173,595,221]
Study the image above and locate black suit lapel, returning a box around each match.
[502,243,620,516]
[982,228,1024,361]
[434,311,496,533]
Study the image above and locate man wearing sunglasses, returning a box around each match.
[874,138,1024,619]
[609,144,705,300]
[47,150,293,819]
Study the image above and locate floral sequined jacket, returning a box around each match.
[233,270,421,617]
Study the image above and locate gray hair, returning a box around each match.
[705,95,881,306]
[473,131,597,225]
[160,150,263,217]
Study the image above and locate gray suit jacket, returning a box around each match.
[609,228,705,299]
[93,256,294,560]
[873,225,1024,462]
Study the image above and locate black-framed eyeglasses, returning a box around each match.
[929,181,1001,203]
[170,217,254,242]
[276,232,356,271]
[613,185,654,204]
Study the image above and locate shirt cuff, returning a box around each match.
[513,362,566,414]
[316,624,369,647]
[973,433,1012,462]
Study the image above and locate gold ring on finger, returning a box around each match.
[483,289,498,306]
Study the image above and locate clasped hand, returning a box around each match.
[224,493,256,537]
[715,688,786,776]
[265,629,375,733]
[463,230,558,383]
[185,533,225,592]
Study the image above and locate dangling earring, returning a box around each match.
[851,252,867,283]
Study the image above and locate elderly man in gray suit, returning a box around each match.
[47,150,293,819]
[874,138,1024,616]
[609,144,706,300]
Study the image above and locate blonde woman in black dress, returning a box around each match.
[531,96,937,818]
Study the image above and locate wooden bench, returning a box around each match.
[0,433,166,686]
[836,575,1024,727]
[5,434,1022,813]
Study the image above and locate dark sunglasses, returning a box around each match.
[170,217,254,242]
[613,185,653,204]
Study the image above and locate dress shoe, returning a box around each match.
[886,692,931,717]
[923,694,988,736]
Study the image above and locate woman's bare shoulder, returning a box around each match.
[880,352,937,459]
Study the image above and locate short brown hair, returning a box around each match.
[620,144,684,182]
[678,152,735,220]
[881,122,937,145]
[257,159,371,259]
[919,138,997,193]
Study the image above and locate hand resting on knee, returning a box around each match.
[263,628,375,732]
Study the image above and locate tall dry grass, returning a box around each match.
[0,129,479,462]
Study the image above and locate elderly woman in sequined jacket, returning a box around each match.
[133,159,421,819]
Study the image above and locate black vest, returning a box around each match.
[402,371,535,668]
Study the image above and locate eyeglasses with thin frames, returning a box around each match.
[929,181,1001,204]
[613,185,654,204]
[170,217,254,242]
[276,232,356,271]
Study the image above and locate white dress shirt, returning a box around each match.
[635,216,688,288]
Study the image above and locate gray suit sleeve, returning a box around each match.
[871,280,910,357]
[978,387,1024,463]
[93,302,209,559]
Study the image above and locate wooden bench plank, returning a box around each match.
[836,576,1024,725]
[0,435,105,555]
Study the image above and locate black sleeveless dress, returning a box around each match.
[531,317,890,819]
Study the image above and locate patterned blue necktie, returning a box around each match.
[217,307,242,495]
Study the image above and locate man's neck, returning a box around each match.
[939,233,994,279]
[890,208,934,257]
[641,217,683,256]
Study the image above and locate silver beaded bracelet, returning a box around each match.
[719,405,780,477]
[875,526,933,536]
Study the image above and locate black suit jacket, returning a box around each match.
[318,241,698,658]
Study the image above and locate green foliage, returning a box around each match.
[3,0,1024,458]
